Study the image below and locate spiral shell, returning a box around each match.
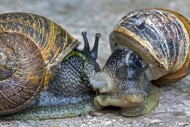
[0,13,79,115]
[110,8,190,84]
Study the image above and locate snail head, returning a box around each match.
[91,47,158,116]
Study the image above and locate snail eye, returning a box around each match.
[117,65,128,80]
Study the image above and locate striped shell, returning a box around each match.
[109,9,190,84]
[0,13,79,115]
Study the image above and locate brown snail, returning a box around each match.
[0,13,102,119]
[92,8,190,116]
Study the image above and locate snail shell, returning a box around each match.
[91,8,190,117]
[110,8,190,84]
[0,13,79,115]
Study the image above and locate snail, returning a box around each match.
[0,12,103,119]
[1,8,189,120]
[92,8,190,116]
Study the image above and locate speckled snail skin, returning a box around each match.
[93,8,190,116]
[0,13,102,120]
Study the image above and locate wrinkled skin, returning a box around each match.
[92,47,159,116]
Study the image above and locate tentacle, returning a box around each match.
[90,33,101,60]
[82,31,90,52]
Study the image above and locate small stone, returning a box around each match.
[148,119,162,124]
[178,122,189,126]
[104,121,112,125]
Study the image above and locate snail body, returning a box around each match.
[93,9,190,116]
[0,13,101,119]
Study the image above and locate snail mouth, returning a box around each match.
[121,93,145,104]
[94,85,159,117]
[93,93,147,117]
[90,71,116,93]
[94,93,145,110]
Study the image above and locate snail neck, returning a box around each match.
[30,49,99,107]
[48,49,100,96]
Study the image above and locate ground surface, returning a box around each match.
[0,0,190,127]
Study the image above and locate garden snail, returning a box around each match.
[1,8,190,120]
[0,12,102,119]
[93,8,190,116]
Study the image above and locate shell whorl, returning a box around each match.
[0,13,79,115]
[110,9,190,82]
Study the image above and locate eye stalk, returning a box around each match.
[82,31,90,52]
[81,31,101,60]
[90,33,101,59]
